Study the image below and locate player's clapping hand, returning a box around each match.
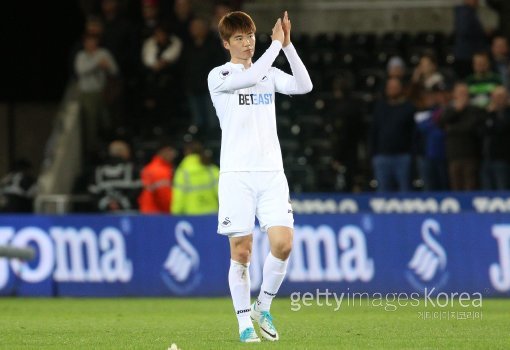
[282,11,291,47]
[271,18,284,45]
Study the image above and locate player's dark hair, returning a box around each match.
[218,11,256,42]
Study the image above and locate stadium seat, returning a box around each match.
[308,69,326,92]
[380,31,412,51]
[441,46,456,68]
[274,54,290,70]
[414,31,446,48]
[372,47,403,69]
[292,32,311,51]
[405,46,433,66]
[285,163,316,192]
[336,49,371,71]
[346,33,377,52]
[312,32,340,50]
[356,68,385,94]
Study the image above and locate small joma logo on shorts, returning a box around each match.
[221,217,231,227]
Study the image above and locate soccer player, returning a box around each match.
[207,11,312,343]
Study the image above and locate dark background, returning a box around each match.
[1,1,84,102]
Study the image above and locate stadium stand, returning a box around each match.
[2,0,507,213]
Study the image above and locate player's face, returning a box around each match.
[224,31,256,64]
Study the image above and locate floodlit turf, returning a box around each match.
[0,297,508,349]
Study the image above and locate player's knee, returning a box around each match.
[232,247,252,264]
[232,249,251,264]
[273,240,292,260]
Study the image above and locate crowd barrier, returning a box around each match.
[1,208,509,297]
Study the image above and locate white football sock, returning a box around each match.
[257,253,289,312]
[228,259,253,332]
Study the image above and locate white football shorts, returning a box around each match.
[217,171,294,237]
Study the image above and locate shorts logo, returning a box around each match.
[221,217,231,227]
[220,69,231,79]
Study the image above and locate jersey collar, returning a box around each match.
[227,61,251,70]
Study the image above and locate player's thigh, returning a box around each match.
[218,172,257,235]
[256,172,293,232]
[267,226,293,259]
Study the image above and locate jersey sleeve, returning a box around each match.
[208,40,282,94]
[274,43,313,95]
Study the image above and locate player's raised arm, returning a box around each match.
[208,18,284,93]
[282,10,291,48]
[276,11,313,95]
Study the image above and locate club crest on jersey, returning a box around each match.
[220,69,231,79]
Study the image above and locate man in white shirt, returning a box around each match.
[208,11,312,343]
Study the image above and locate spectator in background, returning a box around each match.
[480,86,510,190]
[454,0,488,79]
[99,0,134,75]
[69,16,104,78]
[138,143,177,213]
[211,2,233,34]
[142,24,182,69]
[490,35,510,90]
[487,0,510,41]
[414,83,451,191]
[327,77,366,192]
[411,52,444,90]
[440,82,483,191]
[370,78,416,192]
[410,51,445,109]
[88,140,141,212]
[183,16,225,133]
[75,33,119,154]
[466,51,502,108]
[139,0,161,41]
[386,56,407,81]
[171,141,219,215]
[0,159,36,213]
[141,23,183,126]
[378,56,409,100]
[169,0,194,42]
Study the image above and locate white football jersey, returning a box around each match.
[208,41,312,173]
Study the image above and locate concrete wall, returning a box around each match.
[0,104,8,176]
[244,0,498,34]
[0,103,57,177]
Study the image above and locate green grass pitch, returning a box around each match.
[0,297,508,349]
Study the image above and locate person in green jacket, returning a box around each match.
[171,141,219,215]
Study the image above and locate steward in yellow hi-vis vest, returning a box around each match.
[171,141,219,215]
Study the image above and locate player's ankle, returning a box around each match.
[255,298,271,312]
